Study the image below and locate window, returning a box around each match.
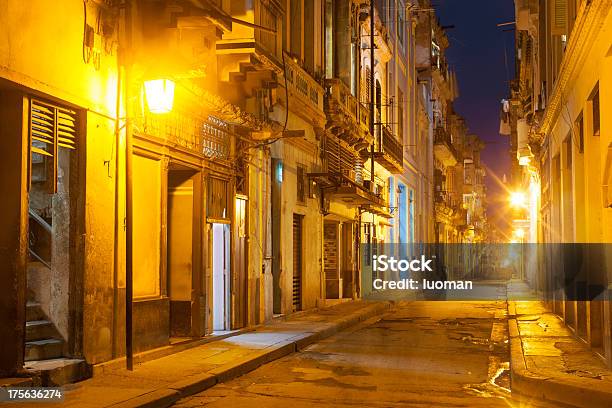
[463,159,473,184]
[397,88,404,142]
[256,1,280,57]
[375,80,382,114]
[432,41,441,68]
[564,136,572,169]
[575,112,584,153]
[397,1,405,46]
[296,165,306,204]
[591,86,600,135]
[208,177,230,219]
[290,0,301,58]
[365,67,372,105]
[324,0,333,78]
[304,0,314,73]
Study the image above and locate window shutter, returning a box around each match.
[365,67,372,105]
[30,99,77,193]
[551,0,568,36]
[31,99,77,151]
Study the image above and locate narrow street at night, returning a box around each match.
[1,0,612,406]
[173,298,538,408]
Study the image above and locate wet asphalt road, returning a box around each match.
[173,300,553,407]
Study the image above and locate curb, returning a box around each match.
[507,303,612,408]
[111,302,391,408]
[94,328,254,376]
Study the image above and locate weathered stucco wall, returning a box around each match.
[0,0,123,364]
[270,111,324,313]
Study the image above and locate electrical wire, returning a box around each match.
[82,0,92,64]
[240,51,292,151]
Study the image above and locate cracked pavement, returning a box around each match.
[174,297,556,407]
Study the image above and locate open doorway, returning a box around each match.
[26,99,78,364]
[211,223,230,331]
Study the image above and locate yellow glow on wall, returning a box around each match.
[144,79,175,113]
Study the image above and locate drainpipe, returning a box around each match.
[112,37,122,361]
[124,0,134,371]
[369,0,375,184]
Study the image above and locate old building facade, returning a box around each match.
[0,0,486,380]
[508,0,612,366]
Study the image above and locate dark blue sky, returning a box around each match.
[434,0,515,230]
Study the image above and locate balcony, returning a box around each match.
[434,190,464,223]
[283,54,325,122]
[308,171,386,209]
[138,111,232,161]
[324,78,372,150]
[434,126,458,167]
[371,125,403,173]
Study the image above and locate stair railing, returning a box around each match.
[28,208,52,269]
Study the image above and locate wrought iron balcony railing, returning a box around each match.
[377,125,403,171]
[138,111,231,161]
[362,124,403,173]
[433,126,459,167]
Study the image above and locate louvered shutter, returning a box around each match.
[30,99,77,192]
[551,0,568,36]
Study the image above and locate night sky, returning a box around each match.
[434,0,515,234]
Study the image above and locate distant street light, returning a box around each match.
[509,191,527,208]
[514,228,525,239]
[144,79,175,113]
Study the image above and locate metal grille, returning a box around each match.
[141,112,230,160]
[292,214,303,311]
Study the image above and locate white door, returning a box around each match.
[212,223,230,331]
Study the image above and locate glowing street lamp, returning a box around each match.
[514,228,525,239]
[144,79,175,113]
[509,191,527,208]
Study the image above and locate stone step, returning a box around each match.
[25,338,64,362]
[25,320,60,342]
[24,358,91,386]
[26,301,45,321]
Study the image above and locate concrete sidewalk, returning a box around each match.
[16,301,390,408]
[507,283,612,407]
